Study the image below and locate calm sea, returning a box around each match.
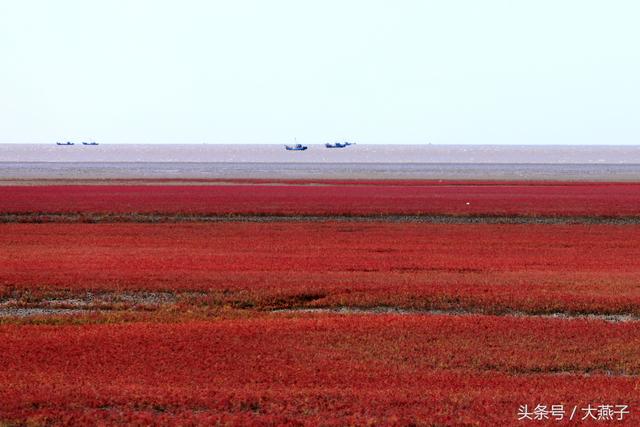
[1,144,640,180]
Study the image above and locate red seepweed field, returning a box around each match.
[2,222,640,315]
[1,180,639,426]
[2,180,640,216]
[3,316,640,425]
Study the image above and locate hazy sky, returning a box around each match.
[1,1,639,144]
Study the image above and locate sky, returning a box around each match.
[0,0,639,145]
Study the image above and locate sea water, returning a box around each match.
[1,144,640,180]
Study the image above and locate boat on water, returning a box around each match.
[56,141,74,146]
[82,142,99,145]
[325,141,354,148]
[285,144,308,151]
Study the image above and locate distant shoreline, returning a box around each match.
[3,144,640,181]
[2,143,640,164]
[2,162,640,181]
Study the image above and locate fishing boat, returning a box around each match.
[325,141,354,148]
[285,143,308,151]
[56,141,74,146]
[82,141,99,145]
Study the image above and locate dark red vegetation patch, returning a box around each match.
[2,182,640,216]
[1,315,640,425]
[3,222,640,314]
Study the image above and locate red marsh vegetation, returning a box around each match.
[2,315,640,425]
[2,181,640,216]
[2,180,639,426]
[2,222,640,314]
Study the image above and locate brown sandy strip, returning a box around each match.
[0,179,323,186]
[2,291,638,321]
[2,304,638,322]
[272,307,640,323]
[2,179,640,186]
[0,291,199,318]
[2,212,640,224]
[1,291,638,322]
[0,307,91,318]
